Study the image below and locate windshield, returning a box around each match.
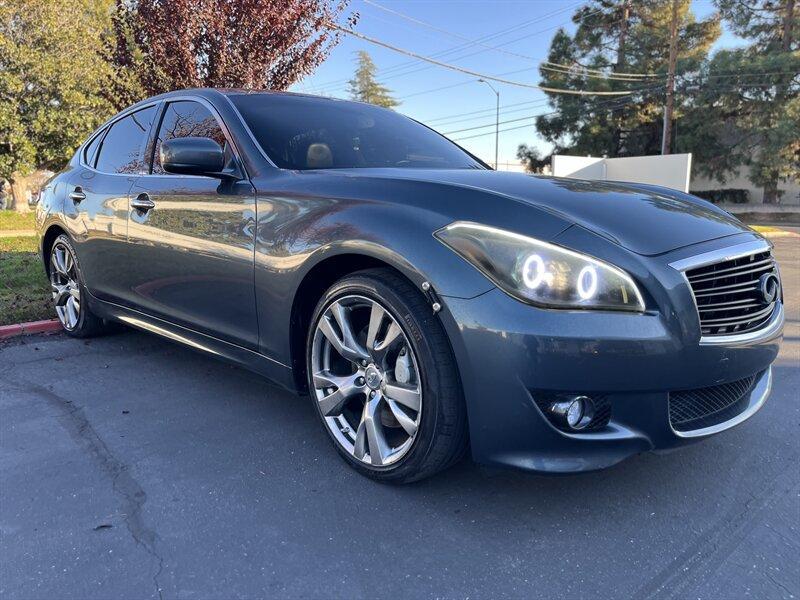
[229,93,485,171]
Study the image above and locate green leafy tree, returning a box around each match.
[347,51,399,108]
[535,0,719,158]
[682,0,798,203]
[516,144,550,174]
[0,0,115,210]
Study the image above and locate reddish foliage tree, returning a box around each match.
[107,0,355,109]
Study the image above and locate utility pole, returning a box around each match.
[612,0,631,156]
[661,0,679,155]
[478,79,500,169]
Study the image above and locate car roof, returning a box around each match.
[124,88,376,114]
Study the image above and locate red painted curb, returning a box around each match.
[0,319,61,340]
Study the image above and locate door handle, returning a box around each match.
[69,187,86,203]
[131,193,155,213]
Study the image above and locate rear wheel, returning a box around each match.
[48,234,104,337]
[307,268,468,483]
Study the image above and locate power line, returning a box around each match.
[452,121,537,142]
[426,99,552,126]
[540,63,665,81]
[448,89,666,142]
[398,67,538,100]
[444,83,667,136]
[327,23,637,96]
[362,0,554,62]
[306,4,584,93]
[307,2,620,96]
[542,61,662,79]
[443,114,540,136]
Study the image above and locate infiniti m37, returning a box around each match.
[36,89,783,482]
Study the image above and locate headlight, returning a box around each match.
[435,222,645,311]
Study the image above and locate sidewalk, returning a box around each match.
[720,203,800,225]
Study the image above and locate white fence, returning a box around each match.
[552,154,692,193]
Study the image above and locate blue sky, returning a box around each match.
[290,0,740,166]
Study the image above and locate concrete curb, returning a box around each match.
[0,319,61,340]
[759,231,800,238]
[750,226,800,239]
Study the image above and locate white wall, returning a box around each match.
[605,154,691,193]
[692,166,800,205]
[550,155,605,180]
[551,154,692,192]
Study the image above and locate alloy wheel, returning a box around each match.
[50,242,81,330]
[311,294,423,467]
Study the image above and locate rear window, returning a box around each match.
[83,130,104,167]
[95,106,157,174]
[229,94,483,171]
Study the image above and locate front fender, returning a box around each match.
[252,193,496,366]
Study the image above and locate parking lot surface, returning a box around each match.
[1,234,798,600]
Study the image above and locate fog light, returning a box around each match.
[550,395,594,431]
[566,399,583,427]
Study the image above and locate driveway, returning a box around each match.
[1,235,798,599]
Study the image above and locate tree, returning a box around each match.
[347,50,399,108]
[516,144,549,174]
[535,1,719,158]
[108,0,354,110]
[0,0,115,211]
[682,0,798,203]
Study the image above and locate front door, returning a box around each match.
[123,100,258,350]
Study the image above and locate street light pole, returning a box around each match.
[478,79,500,169]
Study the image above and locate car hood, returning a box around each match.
[320,168,751,256]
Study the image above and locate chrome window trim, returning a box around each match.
[139,95,250,180]
[670,367,772,438]
[669,239,783,346]
[78,100,163,174]
[78,96,250,181]
[221,93,280,170]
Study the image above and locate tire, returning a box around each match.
[306,268,468,483]
[48,234,105,338]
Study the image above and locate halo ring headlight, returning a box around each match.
[435,222,645,312]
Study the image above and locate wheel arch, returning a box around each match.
[41,223,68,273]
[288,251,426,394]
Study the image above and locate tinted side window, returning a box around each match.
[152,101,228,174]
[95,106,157,174]
[83,130,104,167]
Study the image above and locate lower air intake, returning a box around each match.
[669,374,760,433]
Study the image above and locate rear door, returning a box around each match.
[123,99,258,350]
[65,104,159,303]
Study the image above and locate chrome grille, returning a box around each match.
[669,374,758,432]
[685,249,779,336]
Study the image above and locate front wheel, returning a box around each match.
[307,268,468,483]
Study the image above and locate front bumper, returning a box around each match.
[438,235,783,474]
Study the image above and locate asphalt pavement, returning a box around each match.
[1,234,798,600]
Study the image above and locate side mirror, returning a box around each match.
[160,137,226,177]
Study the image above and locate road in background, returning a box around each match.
[1,236,798,599]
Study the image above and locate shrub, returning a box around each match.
[690,189,751,204]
